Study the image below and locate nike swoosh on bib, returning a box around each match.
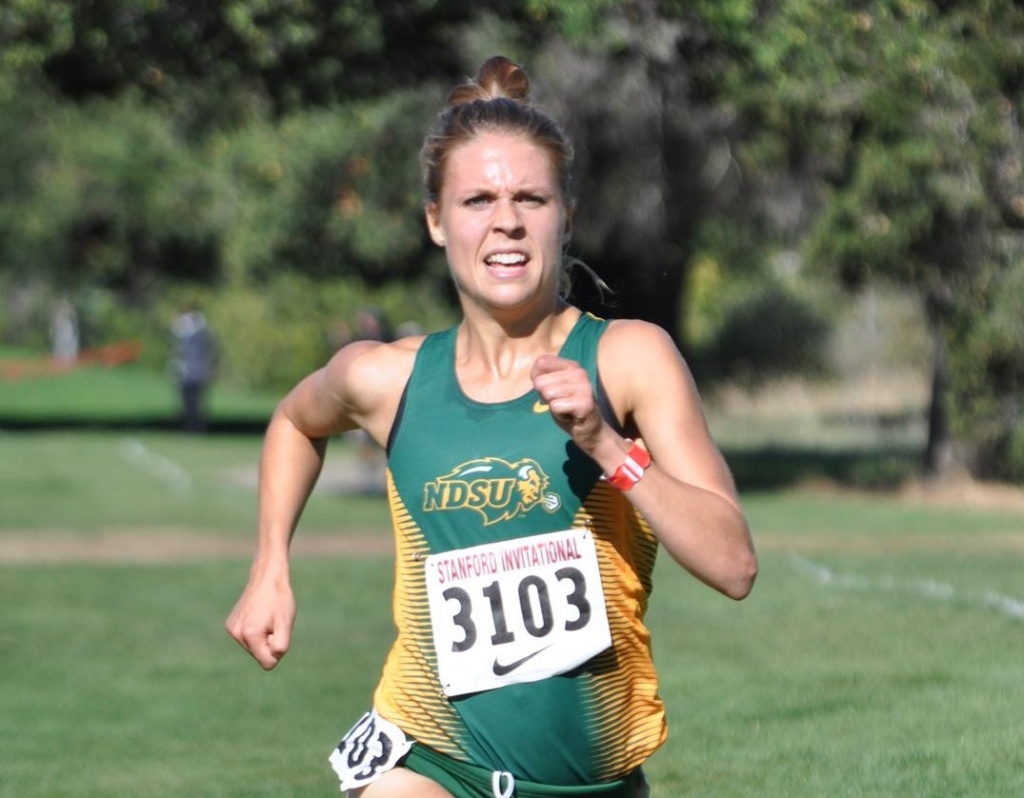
[492,646,551,677]
[532,400,550,414]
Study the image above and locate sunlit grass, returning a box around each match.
[0,357,277,424]
[0,431,388,533]
[3,492,1023,796]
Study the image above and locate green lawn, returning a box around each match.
[0,431,389,533]
[2,531,1023,797]
[0,356,277,425]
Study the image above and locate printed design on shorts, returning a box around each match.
[423,457,561,525]
[328,709,413,790]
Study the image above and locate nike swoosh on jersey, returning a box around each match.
[492,646,550,677]
[532,400,550,414]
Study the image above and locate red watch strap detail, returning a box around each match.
[602,440,651,491]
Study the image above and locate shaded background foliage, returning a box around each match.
[1,0,1022,482]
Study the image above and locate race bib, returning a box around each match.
[328,710,413,791]
[424,527,612,697]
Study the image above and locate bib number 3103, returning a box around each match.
[424,528,612,697]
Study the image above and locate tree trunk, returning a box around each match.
[572,247,687,351]
[923,329,958,478]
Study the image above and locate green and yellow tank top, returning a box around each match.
[372,312,665,785]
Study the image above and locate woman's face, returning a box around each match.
[426,131,571,316]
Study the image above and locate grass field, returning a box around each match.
[0,353,278,427]
[2,366,1023,796]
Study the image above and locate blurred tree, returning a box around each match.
[4,0,737,339]
[0,0,544,296]
[0,0,539,127]
[695,282,832,385]
[0,1,474,329]
[0,73,55,275]
[211,93,442,286]
[4,94,220,299]
[718,0,1024,480]
[948,261,1024,481]
[525,0,744,346]
[2,0,1021,482]
[500,0,831,374]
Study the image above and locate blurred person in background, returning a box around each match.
[50,298,79,368]
[170,303,217,433]
[227,56,756,798]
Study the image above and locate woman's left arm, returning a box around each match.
[532,319,757,599]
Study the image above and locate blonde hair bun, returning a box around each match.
[447,56,530,106]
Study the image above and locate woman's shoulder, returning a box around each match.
[600,317,679,359]
[597,317,692,395]
[326,335,426,411]
[357,332,428,370]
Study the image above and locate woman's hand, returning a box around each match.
[530,353,606,453]
[225,563,296,670]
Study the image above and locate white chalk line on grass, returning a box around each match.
[118,437,192,493]
[790,554,1024,623]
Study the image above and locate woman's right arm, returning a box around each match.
[225,338,416,669]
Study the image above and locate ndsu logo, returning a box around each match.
[423,457,562,525]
